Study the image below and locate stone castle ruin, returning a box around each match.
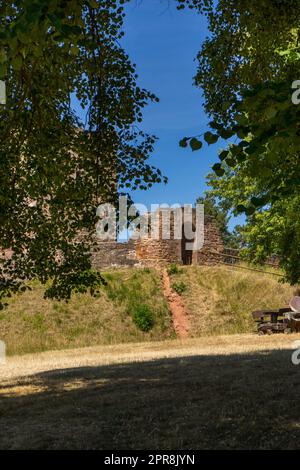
[91,207,224,269]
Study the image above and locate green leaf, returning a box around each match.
[89,0,98,7]
[226,157,236,167]
[12,54,23,70]
[70,46,80,56]
[212,163,225,176]
[204,132,219,145]
[47,13,62,30]
[190,138,203,151]
[265,107,278,120]
[222,101,232,111]
[235,113,248,126]
[230,145,242,156]
[0,49,7,64]
[179,137,189,148]
[70,26,82,37]
[236,153,246,163]
[236,128,249,139]
[218,128,235,140]
[209,121,222,131]
[236,204,247,213]
[251,196,269,207]
[219,150,229,161]
[0,63,7,79]
[244,143,259,155]
[245,206,256,216]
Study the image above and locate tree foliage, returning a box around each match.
[0,0,166,306]
[196,192,240,248]
[177,0,300,284]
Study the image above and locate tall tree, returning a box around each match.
[0,0,165,305]
[177,0,300,283]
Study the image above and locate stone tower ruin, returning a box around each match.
[91,206,224,269]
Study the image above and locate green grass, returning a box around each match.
[171,281,187,295]
[0,268,173,356]
[169,265,294,336]
[1,264,295,356]
[1,340,300,449]
[132,304,155,332]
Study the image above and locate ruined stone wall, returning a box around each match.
[135,239,182,267]
[90,209,224,269]
[194,216,224,265]
[134,209,182,267]
[91,240,140,269]
[134,212,224,267]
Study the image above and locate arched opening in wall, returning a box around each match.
[181,222,195,265]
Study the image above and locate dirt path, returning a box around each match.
[162,269,189,338]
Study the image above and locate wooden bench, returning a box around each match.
[252,308,294,335]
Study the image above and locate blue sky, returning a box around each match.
[122,1,214,208]
[75,1,243,230]
[121,2,244,229]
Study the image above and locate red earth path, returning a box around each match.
[162,269,190,339]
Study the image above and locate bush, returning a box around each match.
[167,264,182,275]
[171,281,187,295]
[132,304,154,332]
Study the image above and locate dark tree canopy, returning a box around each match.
[0,0,166,305]
[1,0,300,308]
[177,0,300,284]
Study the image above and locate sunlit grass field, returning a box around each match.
[0,264,295,356]
[0,268,173,356]
[1,334,300,449]
[169,264,294,335]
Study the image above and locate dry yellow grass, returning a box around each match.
[1,334,300,449]
[0,268,173,356]
[170,265,294,336]
[1,263,299,450]
[0,264,296,357]
[1,333,298,381]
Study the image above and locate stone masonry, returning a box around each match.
[91,207,224,269]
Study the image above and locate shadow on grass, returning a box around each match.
[1,349,300,449]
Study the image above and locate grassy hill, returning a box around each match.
[169,265,294,336]
[0,268,173,356]
[0,264,295,356]
[1,266,299,450]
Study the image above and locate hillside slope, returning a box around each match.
[0,269,173,356]
[0,265,295,356]
[169,265,294,336]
